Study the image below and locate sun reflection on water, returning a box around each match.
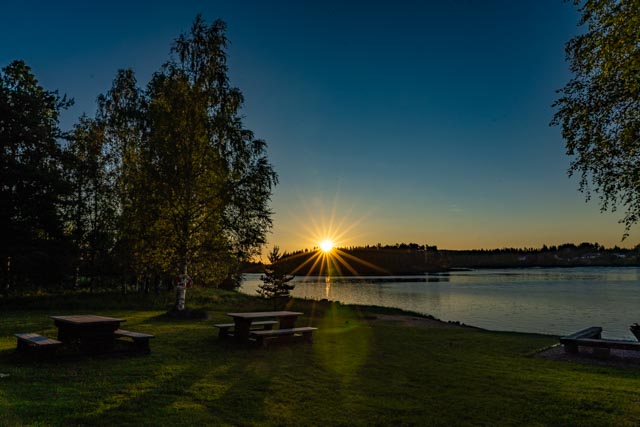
[324,276,331,299]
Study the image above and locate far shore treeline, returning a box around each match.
[255,242,640,276]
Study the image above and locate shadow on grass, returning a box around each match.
[0,326,273,424]
[6,299,639,425]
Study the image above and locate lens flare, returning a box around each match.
[320,240,334,252]
[275,193,387,276]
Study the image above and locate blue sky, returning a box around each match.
[2,1,635,251]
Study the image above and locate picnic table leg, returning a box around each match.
[564,343,578,354]
[218,326,231,338]
[56,324,69,342]
[276,316,299,345]
[255,335,266,347]
[234,319,252,341]
[132,339,150,354]
[83,336,116,354]
[279,316,298,329]
[302,330,313,343]
[16,338,28,353]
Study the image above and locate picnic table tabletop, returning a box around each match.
[50,315,125,325]
[49,315,126,354]
[226,311,303,319]
[225,311,305,341]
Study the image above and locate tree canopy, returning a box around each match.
[97,16,278,308]
[0,16,277,300]
[552,0,640,238]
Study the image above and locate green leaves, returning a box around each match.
[552,0,640,238]
[0,16,277,295]
[98,16,277,291]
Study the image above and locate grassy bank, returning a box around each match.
[0,289,639,426]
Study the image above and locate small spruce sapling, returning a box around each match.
[257,246,294,308]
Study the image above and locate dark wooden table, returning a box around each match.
[50,315,125,353]
[226,311,303,341]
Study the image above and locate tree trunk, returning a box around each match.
[73,262,80,290]
[155,277,161,295]
[3,256,11,295]
[176,279,188,310]
[175,217,192,309]
[175,258,189,311]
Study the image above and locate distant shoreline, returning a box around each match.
[243,264,640,277]
[245,244,640,276]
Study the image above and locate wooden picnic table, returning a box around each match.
[50,315,125,353]
[226,311,303,341]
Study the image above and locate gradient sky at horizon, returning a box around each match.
[2,0,636,253]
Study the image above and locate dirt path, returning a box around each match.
[535,344,640,368]
[374,313,640,368]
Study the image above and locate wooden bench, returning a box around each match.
[560,326,640,357]
[15,333,62,359]
[250,327,318,347]
[113,329,155,353]
[214,320,278,338]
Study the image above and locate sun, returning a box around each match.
[320,240,334,253]
[279,194,387,276]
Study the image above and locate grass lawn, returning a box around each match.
[1,289,639,426]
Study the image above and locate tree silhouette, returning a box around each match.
[96,16,277,309]
[552,1,640,238]
[257,246,295,308]
[0,60,73,291]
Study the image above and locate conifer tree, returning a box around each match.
[257,246,295,308]
[0,60,73,290]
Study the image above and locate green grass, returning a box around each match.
[1,289,639,426]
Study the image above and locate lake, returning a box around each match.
[240,267,640,339]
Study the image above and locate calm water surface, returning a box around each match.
[240,267,640,339]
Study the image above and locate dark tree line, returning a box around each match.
[272,242,640,276]
[0,16,277,308]
[0,60,74,292]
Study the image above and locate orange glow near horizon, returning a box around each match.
[263,194,390,276]
[287,221,386,276]
[284,242,387,277]
[283,195,364,254]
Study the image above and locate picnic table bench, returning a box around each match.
[15,316,156,359]
[560,326,640,357]
[226,311,304,342]
[214,320,278,338]
[223,311,318,346]
[15,333,62,359]
[250,326,318,347]
[114,329,155,353]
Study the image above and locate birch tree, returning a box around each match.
[552,0,640,238]
[151,16,277,309]
[98,16,277,308]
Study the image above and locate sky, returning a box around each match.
[2,0,637,253]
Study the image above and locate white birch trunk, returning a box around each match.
[176,273,189,311]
